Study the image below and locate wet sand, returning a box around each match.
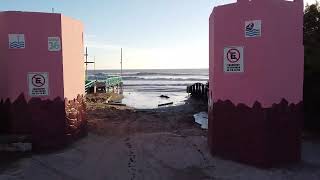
[1,95,320,180]
[86,93,208,138]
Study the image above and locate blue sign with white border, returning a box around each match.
[245,20,262,38]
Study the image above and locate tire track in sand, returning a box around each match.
[125,137,137,180]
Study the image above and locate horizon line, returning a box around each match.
[87,68,209,71]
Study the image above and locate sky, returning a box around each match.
[0,0,316,69]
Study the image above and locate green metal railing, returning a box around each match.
[85,80,96,92]
[85,76,122,93]
[106,76,122,87]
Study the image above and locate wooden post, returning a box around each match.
[94,84,97,94]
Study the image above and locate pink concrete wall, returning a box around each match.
[0,11,85,101]
[0,11,64,101]
[0,11,86,146]
[0,13,8,100]
[61,15,85,100]
[209,0,304,107]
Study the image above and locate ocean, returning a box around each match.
[88,69,208,109]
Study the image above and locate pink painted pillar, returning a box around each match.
[208,0,304,167]
[61,15,85,101]
[0,11,86,149]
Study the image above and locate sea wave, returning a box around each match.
[87,69,208,93]
[123,83,196,87]
[125,87,186,93]
[88,71,208,77]
[122,77,208,81]
[132,72,200,76]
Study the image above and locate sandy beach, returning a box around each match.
[86,93,207,138]
[1,95,320,180]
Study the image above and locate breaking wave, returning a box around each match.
[87,69,208,93]
[122,76,208,81]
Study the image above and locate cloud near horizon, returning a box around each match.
[85,38,208,70]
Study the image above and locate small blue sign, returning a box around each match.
[245,20,261,38]
[9,34,25,49]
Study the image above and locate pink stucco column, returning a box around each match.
[0,11,86,149]
[208,0,304,167]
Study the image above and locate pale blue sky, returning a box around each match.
[0,0,315,69]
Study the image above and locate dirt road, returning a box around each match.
[1,100,320,180]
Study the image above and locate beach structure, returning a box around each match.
[208,0,304,167]
[187,82,208,99]
[0,11,86,149]
[84,47,123,94]
[85,74,123,94]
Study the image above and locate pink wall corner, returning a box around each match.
[61,15,85,100]
[0,11,64,101]
[0,12,8,100]
[209,0,304,107]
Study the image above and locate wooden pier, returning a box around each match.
[187,82,209,99]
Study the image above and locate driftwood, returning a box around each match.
[108,102,126,106]
[158,102,174,107]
